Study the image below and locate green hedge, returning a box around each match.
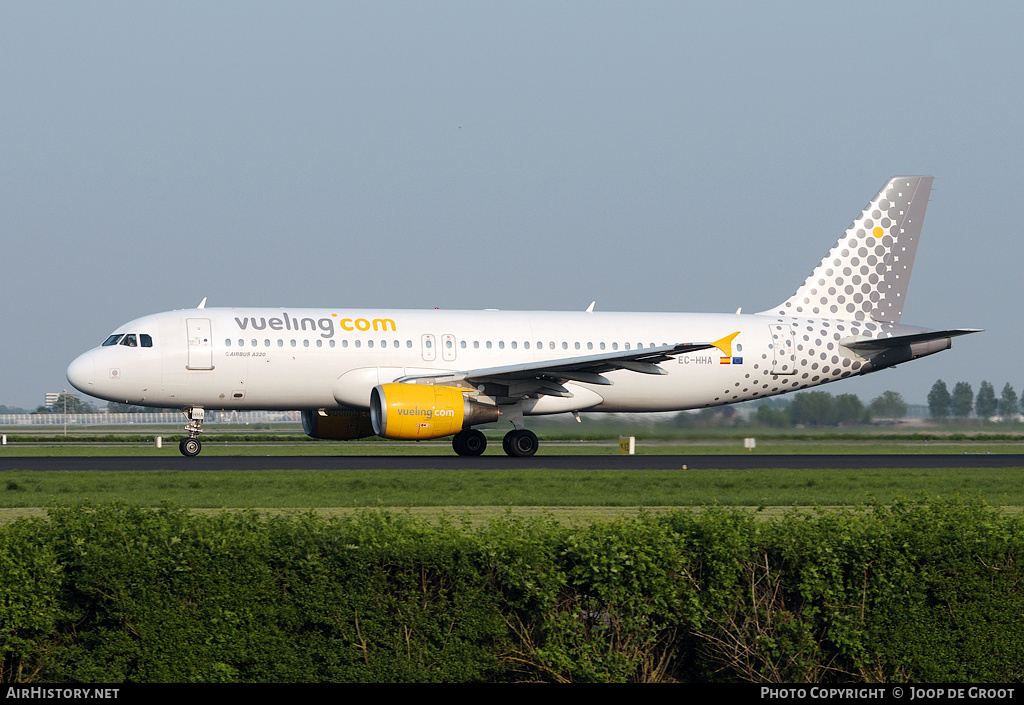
[1,500,1021,682]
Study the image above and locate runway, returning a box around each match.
[2,454,1024,472]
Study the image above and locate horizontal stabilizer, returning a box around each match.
[841,329,981,353]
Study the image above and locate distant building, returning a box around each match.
[45,391,80,410]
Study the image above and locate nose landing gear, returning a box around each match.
[179,407,204,457]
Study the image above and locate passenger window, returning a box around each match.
[102,334,123,346]
[238,339,244,347]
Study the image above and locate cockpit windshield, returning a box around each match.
[101,333,153,347]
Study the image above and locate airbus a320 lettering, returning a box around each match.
[67,176,977,457]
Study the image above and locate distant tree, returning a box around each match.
[0,404,30,415]
[927,380,951,419]
[950,382,974,418]
[869,391,908,420]
[975,381,997,419]
[50,392,96,415]
[754,404,791,427]
[789,391,838,426]
[998,384,1019,419]
[835,394,869,425]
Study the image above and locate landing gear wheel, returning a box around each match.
[452,429,487,456]
[462,429,487,456]
[503,429,538,458]
[179,437,202,457]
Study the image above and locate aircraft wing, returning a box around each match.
[397,333,738,399]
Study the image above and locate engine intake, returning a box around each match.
[301,409,376,440]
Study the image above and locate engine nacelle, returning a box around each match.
[301,409,376,440]
[370,383,500,440]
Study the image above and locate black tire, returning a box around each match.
[504,429,538,458]
[453,429,487,456]
[452,432,466,455]
[462,429,487,456]
[179,437,202,457]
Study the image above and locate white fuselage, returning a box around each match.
[66,306,923,414]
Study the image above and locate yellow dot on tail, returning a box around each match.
[872,226,884,239]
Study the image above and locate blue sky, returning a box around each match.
[2,2,1020,409]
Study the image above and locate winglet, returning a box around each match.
[197,297,207,310]
[712,331,740,358]
[586,301,596,313]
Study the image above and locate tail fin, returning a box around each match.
[762,176,933,323]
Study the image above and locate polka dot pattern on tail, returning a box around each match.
[764,176,933,324]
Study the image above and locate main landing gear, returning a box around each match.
[179,406,204,457]
[452,429,487,456]
[451,428,539,457]
[502,429,538,457]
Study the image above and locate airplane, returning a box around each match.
[67,176,978,457]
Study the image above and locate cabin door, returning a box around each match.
[186,318,214,370]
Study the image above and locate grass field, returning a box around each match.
[1,465,1021,514]
[2,427,1023,521]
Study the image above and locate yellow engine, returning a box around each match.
[370,383,500,440]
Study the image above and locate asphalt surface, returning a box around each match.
[2,454,1023,471]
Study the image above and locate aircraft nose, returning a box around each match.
[67,351,96,394]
